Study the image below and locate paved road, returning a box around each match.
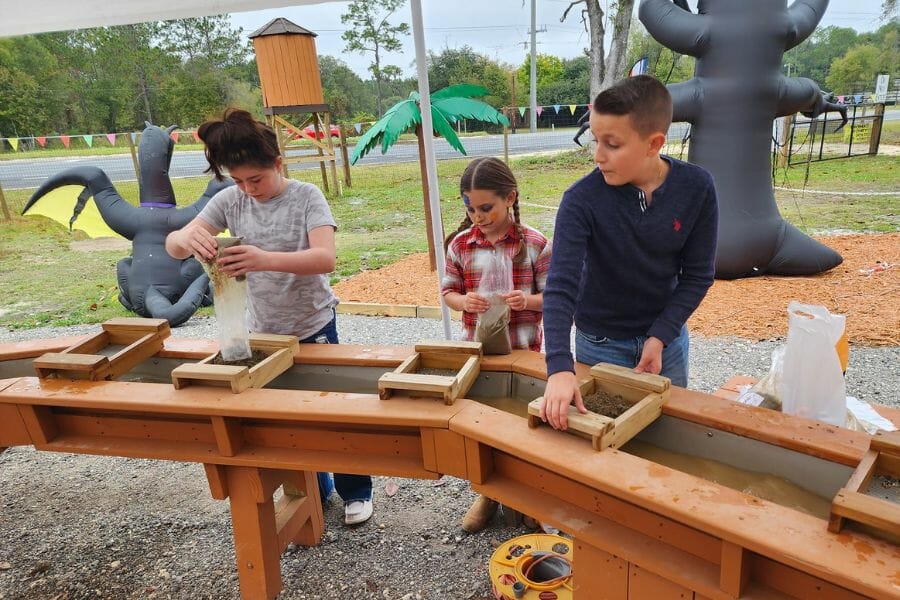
[0,124,691,191]
[5,109,895,190]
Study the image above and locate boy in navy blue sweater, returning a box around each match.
[541,75,718,430]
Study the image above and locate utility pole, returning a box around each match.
[510,71,518,134]
[530,0,537,133]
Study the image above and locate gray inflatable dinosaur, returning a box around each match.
[23,123,233,326]
[639,0,846,278]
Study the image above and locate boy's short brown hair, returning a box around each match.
[592,75,673,138]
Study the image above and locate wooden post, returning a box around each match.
[338,126,352,188]
[416,124,438,271]
[868,103,885,155]
[126,132,141,182]
[267,115,289,178]
[313,113,329,193]
[778,114,793,168]
[322,111,339,195]
[503,127,509,164]
[0,178,11,221]
[225,466,283,600]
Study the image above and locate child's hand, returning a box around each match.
[184,228,218,262]
[540,371,586,430]
[635,337,664,376]
[462,292,491,313]
[218,244,268,277]
[501,290,527,311]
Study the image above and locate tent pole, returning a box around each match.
[410,0,452,340]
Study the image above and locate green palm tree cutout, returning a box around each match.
[350,84,510,270]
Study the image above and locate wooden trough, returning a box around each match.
[829,430,900,539]
[32,317,169,381]
[378,341,481,404]
[527,362,669,450]
[1,338,899,600]
[171,333,299,393]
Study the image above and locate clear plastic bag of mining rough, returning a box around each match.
[475,250,513,355]
[779,301,846,426]
[203,237,252,362]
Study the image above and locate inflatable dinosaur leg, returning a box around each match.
[179,258,213,307]
[144,274,211,327]
[768,221,844,277]
[116,257,136,313]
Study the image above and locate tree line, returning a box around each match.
[0,12,896,139]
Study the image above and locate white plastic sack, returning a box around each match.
[203,237,251,361]
[780,302,846,426]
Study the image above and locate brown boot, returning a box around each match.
[461,495,499,533]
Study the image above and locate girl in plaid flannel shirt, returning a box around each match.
[441,157,552,353]
[441,157,553,533]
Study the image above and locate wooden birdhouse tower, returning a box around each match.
[249,18,348,194]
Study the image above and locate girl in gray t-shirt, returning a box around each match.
[165,108,373,526]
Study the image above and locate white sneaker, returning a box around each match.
[344,499,373,525]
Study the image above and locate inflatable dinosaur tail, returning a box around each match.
[23,166,137,238]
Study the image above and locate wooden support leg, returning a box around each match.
[225,466,283,600]
[279,470,325,547]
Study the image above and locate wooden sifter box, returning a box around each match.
[528,362,670,451]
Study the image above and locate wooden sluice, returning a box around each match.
[0,322,897,600]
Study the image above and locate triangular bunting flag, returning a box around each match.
[569,105,577,115]
[629,57,650,77]
[354,123,362,134]
[8,138,18,152]
[192,130,200,142]
[36,136,47,147]
[518,106,526,117]
[536,106,543,117]
[170,131,179,143]
[60,135,70,148]
[83,135,93,148]
[553,105,561,114]
[106,133,116,145]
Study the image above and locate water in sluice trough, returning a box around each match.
[472,396,831,518]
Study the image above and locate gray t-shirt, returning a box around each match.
[198,179,338,340]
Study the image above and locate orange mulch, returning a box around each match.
[332,233,900,345]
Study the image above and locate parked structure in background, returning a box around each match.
[250,17,348,195]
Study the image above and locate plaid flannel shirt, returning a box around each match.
[441,224,552,351]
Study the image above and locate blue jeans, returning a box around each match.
[302,311,373,504]
[575,324,689,387]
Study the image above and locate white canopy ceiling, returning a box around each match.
[0,0,453,337]
[0,1,345,37]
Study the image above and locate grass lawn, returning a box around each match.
[0,150,896,329]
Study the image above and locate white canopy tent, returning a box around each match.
[0,0,454,338]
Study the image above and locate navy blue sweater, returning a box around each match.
[543,156,718,375]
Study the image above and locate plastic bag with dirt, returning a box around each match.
[201,237,251,361]
[779,301,846,426]
[475,250,513,355]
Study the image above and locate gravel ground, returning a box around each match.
[0,314,897,600]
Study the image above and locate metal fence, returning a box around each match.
[775,103,886,167]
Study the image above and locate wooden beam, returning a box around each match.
[203,463,229,500]
[225,466,282,600]
[17,405,58,445]
[719,541,750,597]
[211,416,244,457]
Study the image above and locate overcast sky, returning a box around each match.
[229,0,890,77]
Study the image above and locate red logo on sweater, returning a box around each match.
[673,218,682,232]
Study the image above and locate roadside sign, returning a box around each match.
[875,74,889,102]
